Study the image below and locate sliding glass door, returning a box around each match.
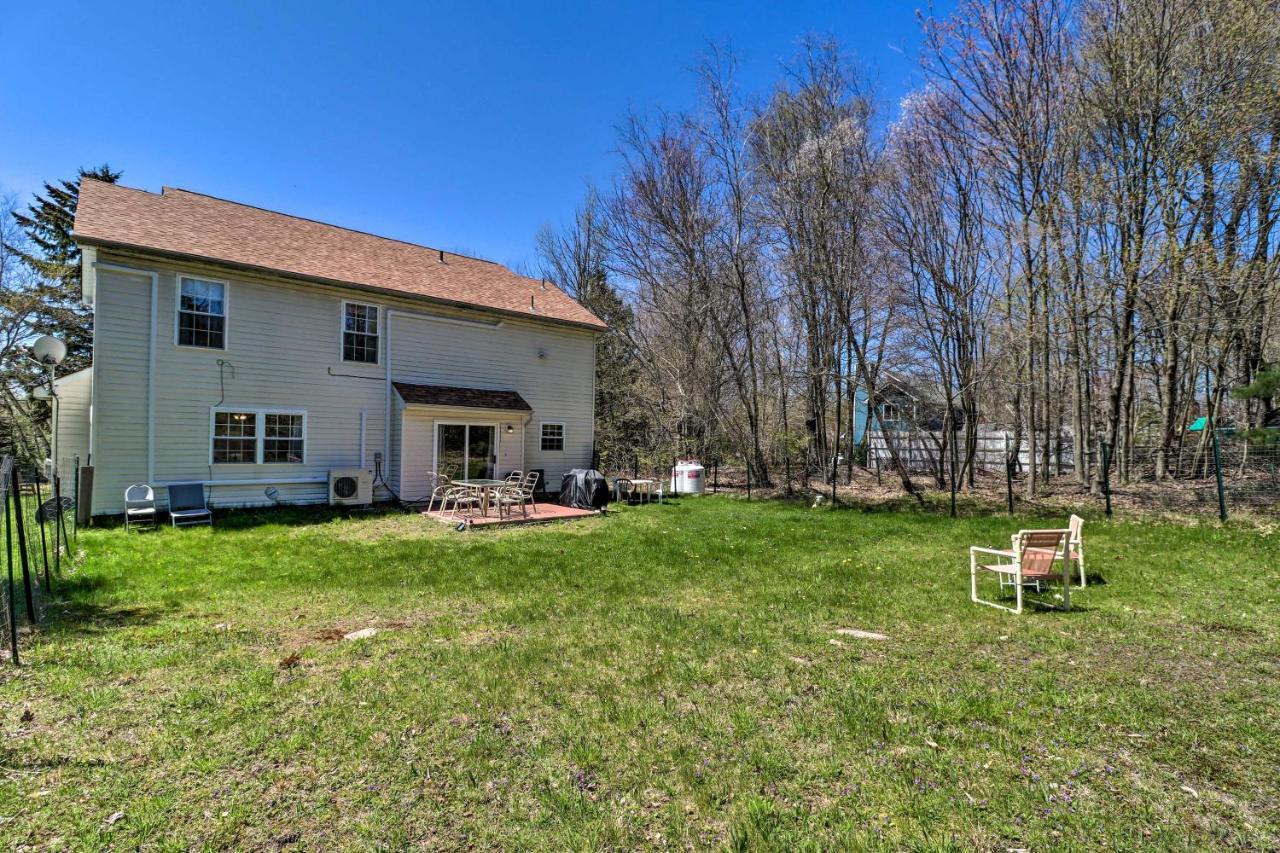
[436,423,496,479]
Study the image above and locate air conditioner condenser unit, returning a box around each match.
[329,468,373,506]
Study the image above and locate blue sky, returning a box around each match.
[1,1,944,272]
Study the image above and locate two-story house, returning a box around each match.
[59,179,605,516]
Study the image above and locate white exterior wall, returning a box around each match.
[388,310,593,492]
[52,367,93,475]
[396,404,528,502]
[85,250,596,515]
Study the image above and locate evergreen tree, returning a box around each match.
[5,165,122,375]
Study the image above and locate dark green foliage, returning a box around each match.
[5,165,121,375]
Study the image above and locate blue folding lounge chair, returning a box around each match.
[167,482,212,527]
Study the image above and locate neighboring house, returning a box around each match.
[61,179,605,516]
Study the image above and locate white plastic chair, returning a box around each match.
[971,529,1072,614]
[124,484,156,531]
[1065,514,1087,587]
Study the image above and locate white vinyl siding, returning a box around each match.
[52,367,93,474]
[388,311,593,490]
[85,250,594,514]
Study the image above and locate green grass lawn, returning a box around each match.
[2,497,1278,849]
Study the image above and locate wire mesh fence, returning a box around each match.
[697,427,1279,521]
[2,454,79,665]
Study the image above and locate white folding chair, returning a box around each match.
[124,484,156,531]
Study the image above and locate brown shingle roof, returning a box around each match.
[393,382,531,411]
[73,180,606,331]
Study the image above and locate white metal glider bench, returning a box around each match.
[970,529,1072,614]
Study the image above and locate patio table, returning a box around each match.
[616,478,659,504]
[453,478,507,517]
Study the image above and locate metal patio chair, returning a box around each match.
[124,483,157,531]
[167,482,212,527]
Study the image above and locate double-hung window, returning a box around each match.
[342,302,379,363]
[540,423,565,451]
[212,409,306,464]
[263,414,306,463]
[212,411,257,463]
[178,277,226,348]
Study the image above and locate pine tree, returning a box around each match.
[5,165,122,375]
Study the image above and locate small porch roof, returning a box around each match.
[393,382,532,412]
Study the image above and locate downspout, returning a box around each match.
[359,409,367,468]
[384,312,396,475]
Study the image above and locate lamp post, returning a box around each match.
[31,335,67,479]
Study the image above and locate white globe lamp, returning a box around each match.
[32,335,68,367]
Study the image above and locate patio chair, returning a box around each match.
[1008,515,1087,588]
[426,472,454,510]
[614,477,635,505]
[493,484,528,519]
[504,469,523,484]
[124,483,157,531]
[1066,514,1087,587]
[167,482,212,527]
[442,485,480,520]
[970,529,1071,614]
[519,471,540,512]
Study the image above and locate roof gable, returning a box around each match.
[73,180,606,331]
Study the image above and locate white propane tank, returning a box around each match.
[670,460,706,495]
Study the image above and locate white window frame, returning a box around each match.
[340,300,380,364]
[209,407,307,465]
[540,421,565,452]
[433,421,500,478]
[175,275,229,350]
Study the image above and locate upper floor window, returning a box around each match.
[540,422,565,451]
[178,277,226,349]
[343,302,379,363]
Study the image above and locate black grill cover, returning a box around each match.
[559,469,610,509]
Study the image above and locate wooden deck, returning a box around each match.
[423,502,600,528]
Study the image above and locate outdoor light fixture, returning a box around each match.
[505,424,514,434]
[32,334,67,367]
[31,334,67,484]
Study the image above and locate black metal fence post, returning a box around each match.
[53,473,66,577]
[1004,435,1014,513]
[4,465,18,665]
[10,468,35,622]
[745,458,751,500]
[34,477,50,589]
[1100,439,1113,519]
[1211,427,1227,522]
[712,460,718,494]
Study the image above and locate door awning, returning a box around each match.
[393,382,532,412]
